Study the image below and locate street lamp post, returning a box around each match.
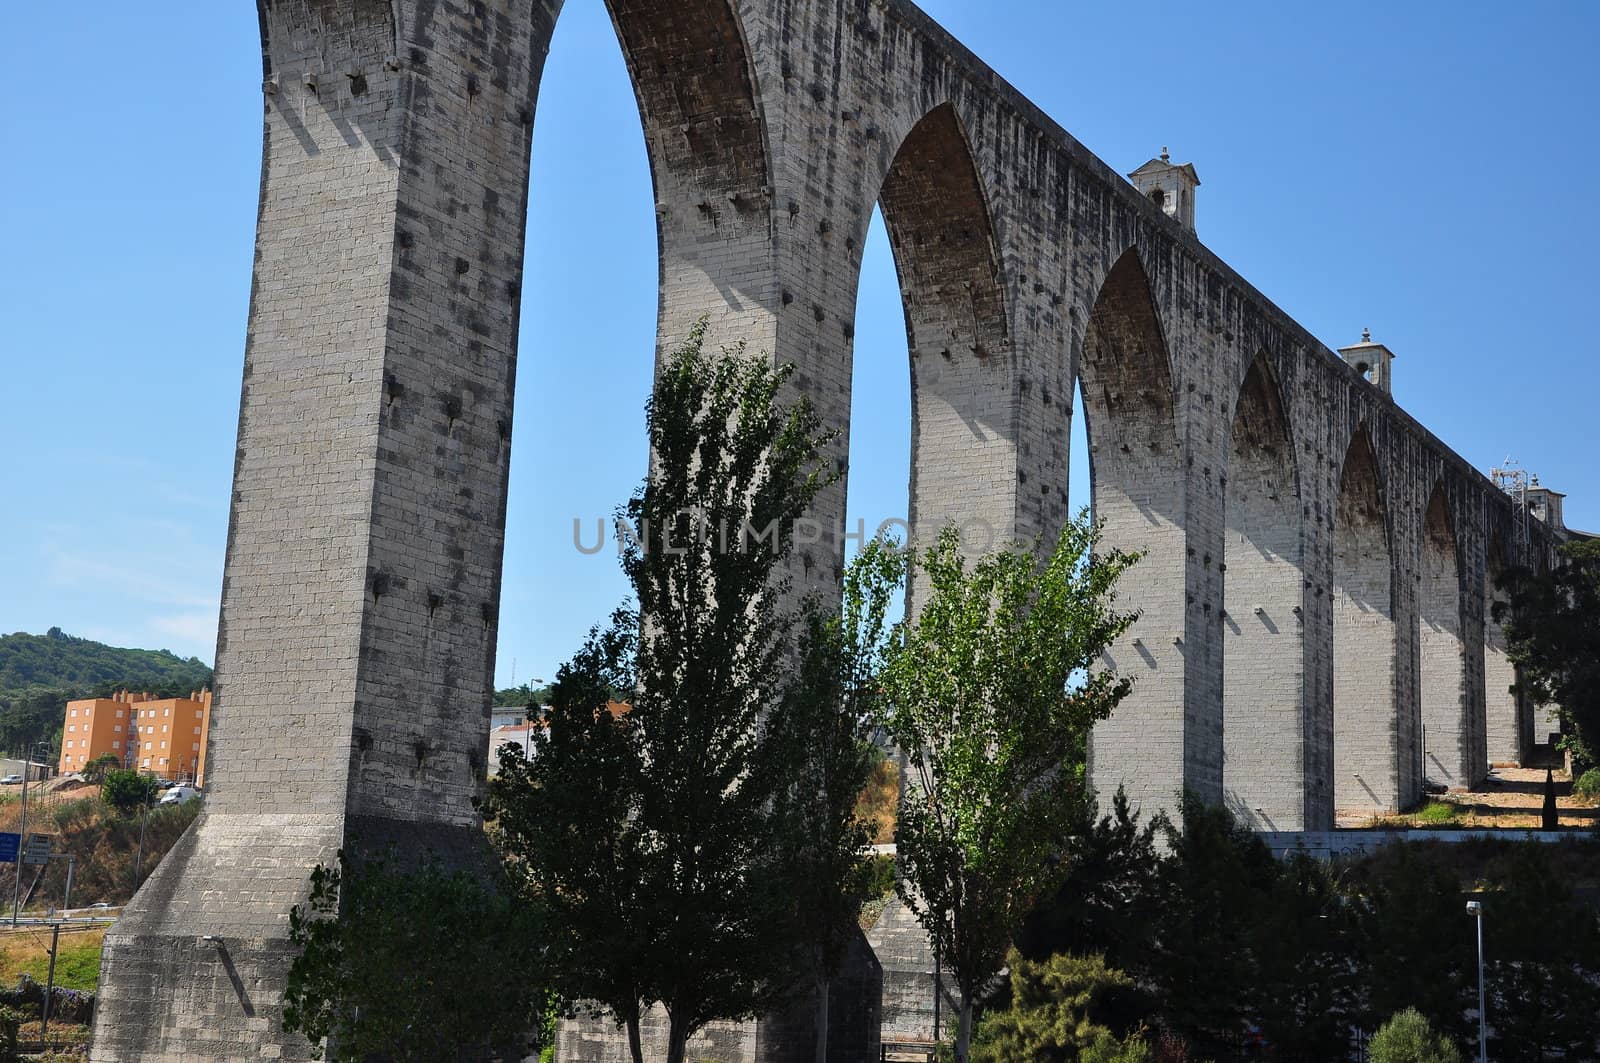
[1466,899,1487,1063]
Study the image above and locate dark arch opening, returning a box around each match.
[1332,425,1402,814]
[872,103,1011,569]
[1419,483,1473,789]
[1222,353,1305,829]
[1078,248,1186,816]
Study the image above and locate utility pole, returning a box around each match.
[11,741,45,925]
[133,794,151,890]
[40,922,60,1046]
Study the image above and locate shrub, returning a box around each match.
[282,852,548,1061]
[1573,769,1600,804]
[1370,1008,1464,1063]
[50,797,99,832]
[1081,1029,1155,1063]
[99,770,159,817]
[855,853,896,902]
[0,1005,19,1063]
[1415,801,1460,826]
[971,951,1151,1063]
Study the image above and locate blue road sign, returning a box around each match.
[0,833,18,864]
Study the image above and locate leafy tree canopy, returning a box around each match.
[492,683,552,709]
[483,323,852,1063]
[100,769,161,817]
[1369,1008,1464,1063]
[971,951,1153,1063]
[873,516,1138,1061]
[1497,538,1600,765]
[282,852,549,1062]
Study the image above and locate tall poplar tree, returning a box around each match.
[870,520,1138,1062]
[484,323,867,1063]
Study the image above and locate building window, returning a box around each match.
[162,725,168,733]
[69,709,76,718]
[193,727,201,735]
[142,759,150,768]
[67,725,75,733]
[192,743,200,752]
[112,741,121,749]
[114,725,121,732]
[145,743,152,751]
[164,708,170,716]
[116,710,124,719]
[64,741,72,749]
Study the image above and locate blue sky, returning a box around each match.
[2,1,1595,689]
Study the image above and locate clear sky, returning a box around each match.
[2,1,1596,689]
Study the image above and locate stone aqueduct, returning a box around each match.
[92,0,1566,1059]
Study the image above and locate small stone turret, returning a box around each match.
[1129,147,1201,232]
[1526,478,1566,530]
[1338,328,1396,396]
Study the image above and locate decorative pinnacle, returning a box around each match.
[1362,327,1372,343]
[1161,145,1171,163]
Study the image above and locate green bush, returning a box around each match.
[99,770,159,817]
[50,797,99,832]
[1573,769,1600,804]
[1415,801,1460,826]
[1081,1029,1154,1063]
[971,951,1151,1063]
[855,853,896,901]
[0,1004,18,1063]
[1370,1008,1464,1063]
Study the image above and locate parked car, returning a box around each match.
[159,785,201,806]
[0,775,21,785]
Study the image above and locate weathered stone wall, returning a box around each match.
[95,0,1566,1058]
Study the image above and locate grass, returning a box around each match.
[1414,800,1461,825]
[0,927,104,992]
[856,758,900,846]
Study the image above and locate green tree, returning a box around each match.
[486,623,653,1061]
[1369,1008,1464,1063]
[1480,845,1600,1061]
[83,752,121,782]
[100,768,159,816]
[1497,538,1600,765]
[971,951,1152,1063]
[1349,845,1475,1046]
[1250,852,1359,1059]
[1016,788,1164,973]
[282,852,547,1061]
[484,324,847,1063]
[772,546,901,1063]
[1145,798,1279,1056]
[492,683,552,710]
[874,519,1139,1062]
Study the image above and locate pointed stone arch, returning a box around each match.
[1222,352,1306,829]
[1079,248,1187,816]
[873,103,1013,564]
[1332,425,1401,814]
[597,0,777,343]
[1419,483,1474,789]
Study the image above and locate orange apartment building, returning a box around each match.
[59,689,213,786]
